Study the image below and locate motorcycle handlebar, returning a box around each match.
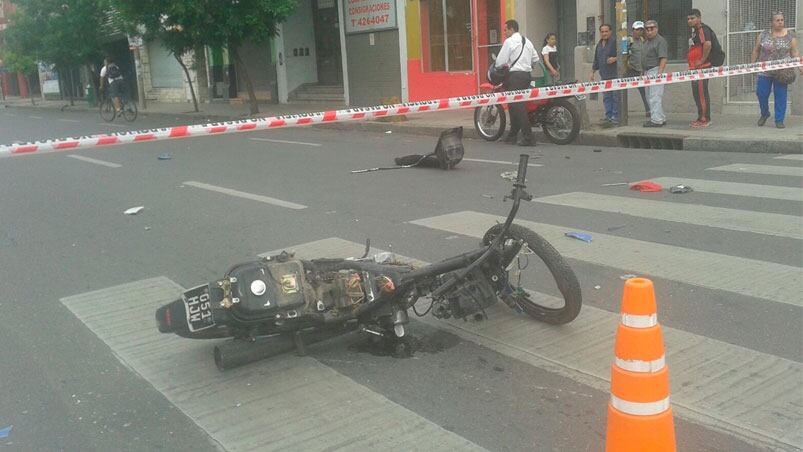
[516,154,529,185]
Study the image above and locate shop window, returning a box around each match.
[423,0,473,72]
[626,0,692,61]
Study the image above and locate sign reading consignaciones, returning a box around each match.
[345,0,397,34]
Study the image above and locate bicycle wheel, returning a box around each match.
[483,223,582,325]
[121,100,137,122]
[99,98,116,122]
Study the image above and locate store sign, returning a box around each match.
[345,0,397,34]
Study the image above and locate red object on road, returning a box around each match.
[630,181,663,192]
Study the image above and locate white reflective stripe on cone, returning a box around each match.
[615,356,666,373]
[621,313,657,328]
[610,395,671,416]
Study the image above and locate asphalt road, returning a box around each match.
[0,106,800,451]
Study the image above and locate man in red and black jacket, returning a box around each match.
[687,9,722,128]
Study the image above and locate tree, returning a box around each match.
[0,49,39,105]
[3,0,108,105]
[114,0,297,115]
[110,1,203,111]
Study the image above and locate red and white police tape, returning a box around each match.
[2,57,801,158]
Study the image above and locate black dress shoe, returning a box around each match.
[643,121,665,128]
[757,116,769,126]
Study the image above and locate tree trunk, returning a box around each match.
[231,47,259,115]
[67,68,75,106]
[26,74,36,105]
[175,53,199,112]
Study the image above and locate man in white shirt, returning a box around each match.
[495,19,539,146]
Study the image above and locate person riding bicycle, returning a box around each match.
[99,57,124,114]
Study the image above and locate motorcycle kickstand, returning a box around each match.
[292,331,307,356]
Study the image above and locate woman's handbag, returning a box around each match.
[488,35,526,85]
[770,67,797,85]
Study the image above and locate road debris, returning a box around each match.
[481,194,494,199]
[565,232,592,243]
[669,184,693,194]
[594,285,601,290]
[630,181,663,192]
[385,130,392,134]
[157,153,172,160]
[124,206,144,215]
[601,182,629,187]
[500,171,518,181]
[0,425,11,439]
[620,274,638,280]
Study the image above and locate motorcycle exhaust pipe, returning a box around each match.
[213,322,358,371]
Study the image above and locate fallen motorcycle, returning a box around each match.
[156,154,582,370]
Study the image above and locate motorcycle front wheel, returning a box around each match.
[473,105,506,141]
[483,223,582,325]
[541,99,580,145]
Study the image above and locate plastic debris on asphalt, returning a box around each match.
[0,425,12,439]
[500,171,518,181]
[594,285,601,290]
[620,274,638,280]
[124,206,144,215]
[630,181,663,192]
[565,232,592,243]
[669,184,693,194]
[158,153,172,160]
[601,182,629,187]
[385,130,393,134]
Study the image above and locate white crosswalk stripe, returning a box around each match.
[61,278,486,452]
[706,164,803,177]
[648,177,802,201]
[533,192,802,239]
[410,211,801,307]
[276,238,803,450]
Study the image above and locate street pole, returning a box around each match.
[616,0,629,126]
[133,48,147,110]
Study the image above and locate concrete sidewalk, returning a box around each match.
[3,96,801,153]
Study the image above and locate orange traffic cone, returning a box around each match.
[605,278,676,452]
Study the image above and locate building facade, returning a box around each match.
[129,0,802,117]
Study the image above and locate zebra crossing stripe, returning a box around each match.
[706,164,803,177]
[648,177,802,201]
[279,237,802,451]
[409,211,802,307]
[533,192,802,239]
[60,277,486,452]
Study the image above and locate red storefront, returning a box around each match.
[405,0,515,101]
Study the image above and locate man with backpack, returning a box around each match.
[495,19,539,146]
[687,9,724,128]
[100,56,124,114]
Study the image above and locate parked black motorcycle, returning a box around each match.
[156,155,582,370]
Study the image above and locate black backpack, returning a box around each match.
[707,28,725,67]
[106,63,121,79]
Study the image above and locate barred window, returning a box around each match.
[626,0,693,62]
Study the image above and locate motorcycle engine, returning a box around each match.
[432,267,498,320]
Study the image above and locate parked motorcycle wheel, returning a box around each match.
[473,105,506,141]
[482,223,582,325]
[541,99,580,145]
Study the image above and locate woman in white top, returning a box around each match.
[542,32,560,84]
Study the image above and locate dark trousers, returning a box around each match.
[505,71,533,141]
[691,79,711,121]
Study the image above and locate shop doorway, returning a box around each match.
[555,0,576,81]
[313,0,343,85]
[476,0,502,87]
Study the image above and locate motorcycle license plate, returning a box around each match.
[182,284,215,332]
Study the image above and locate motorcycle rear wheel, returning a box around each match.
[474,105,506,141]
[541,99,580,145]
[482,223,582,325]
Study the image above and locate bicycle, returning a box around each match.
[99,90,137,122]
